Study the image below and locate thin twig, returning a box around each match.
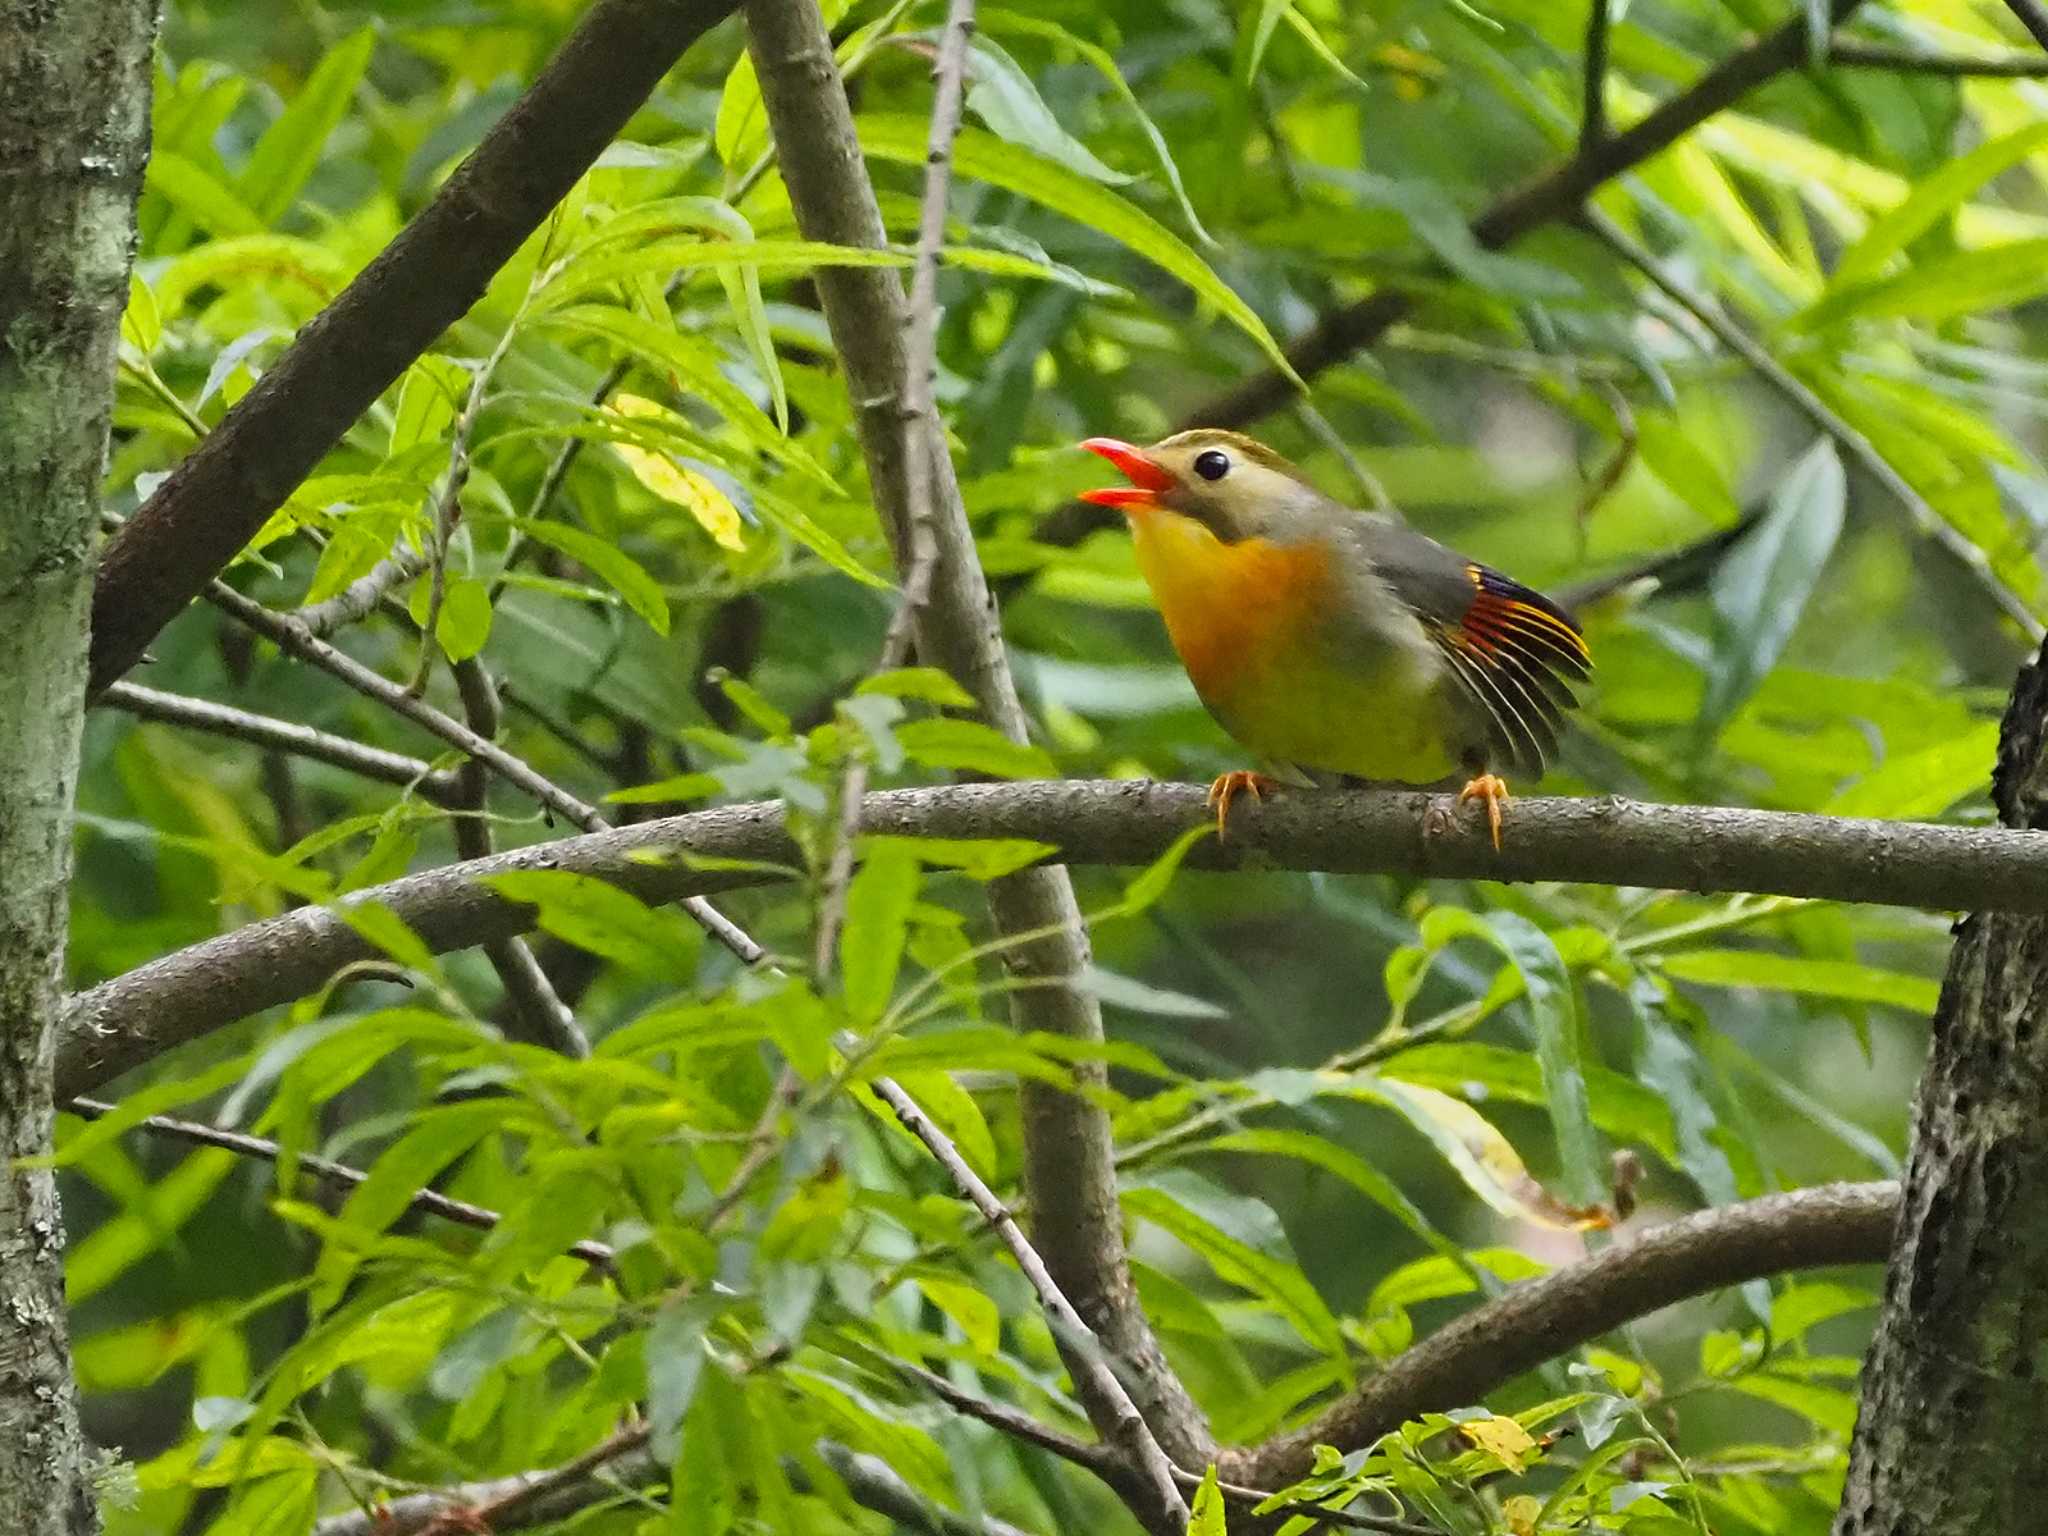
[448,659,589,1057]
[99,680,464,806]
[1581,0,1612,150]
[865,1066,1190,1530]
[66,1097,616,1270]
[67,776,2048,1099]
[1826,38,2048,74]
[314,1425,654,1536]
[294,547,432,638]
[203,578,766,965]
[1582,205,2043,637]
[814,0,977,982]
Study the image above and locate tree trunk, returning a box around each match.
[1836,633,2048,1533]
[0,4,157,1531]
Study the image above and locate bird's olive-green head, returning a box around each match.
[1079,428,1331,544]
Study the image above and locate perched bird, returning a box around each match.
[1078,429,1590,847]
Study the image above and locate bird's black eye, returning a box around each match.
[1193,449,1230,482]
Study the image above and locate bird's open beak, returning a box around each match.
[1078,437,1174,508]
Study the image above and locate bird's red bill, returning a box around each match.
[1079,437,1174,507]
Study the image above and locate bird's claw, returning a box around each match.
[1207,771,1280,840]
[1456,772,1510,851]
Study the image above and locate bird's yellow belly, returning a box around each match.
[1131,510,1457,785]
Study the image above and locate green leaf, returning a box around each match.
[483,870,700,979]
[237,28,375,224]
[335,899,442,979]
[1081,964,1227,1019]
[1699,438,1844,743]
[510,516,671,636]
[539,305,835,486]
[1188,1465,1227,1536]
[1380,1041,1679,1166]
[648,1295,723,1453]
[1485,914,1607,1209]
[1831,120,2048,290]
[434,577,493,663]
[144,150,265,237]
[854,116,1301,386]
[842,840,920,1023]
[1116,822,1214,916]
[1659,949,1939,1013]
[1804,237,2048,328]
[1825,722,1997,819]
[1122,1184,1345,1359]
[861,834,1052,881]
[961,34,1129,184]
[857,666,977,709]
[1203,1127,1454,1256]
[892,717,1056,778]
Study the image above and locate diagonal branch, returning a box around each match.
[2004,0,2048,52]
[1224,1181,1898,1487]
[1826,39,2048,75]
[60,779,2048,1096]
[740,0,1210,1500]
[865,1068,1187,1529]
[86,0,744,697]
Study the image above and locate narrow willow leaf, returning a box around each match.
[483,870,699,979]
[1485,913,1607,1209]
[145,149,266,237]
[1371,1078,1610,1231]
[607,394,747,553]
[1831,120,2048,290]
[511,515,673,635]
[1117,822,1214,916]
[979,9,1219,246]
[861,834,1053,880]
[1699,439,1844,743]
[1122,1186,1346,1359]
[857,666,977,708]
[855,116,1301,385]
[1189,1465,1227,1536]
[238,28,374,224]
[961,33,1129,183]
[1659,949,1939,1013]
[842,840,920,1024]
[1202,1127,1454,1255]
[893,717,1056,778]
[1825,722,1997,819]
[433,577,492,663]
[1080,964,1228,1019]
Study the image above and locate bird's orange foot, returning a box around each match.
[1457,772,1511,851]
[1206,771,1280,839]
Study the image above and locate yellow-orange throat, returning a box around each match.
[1125,507,1331,703]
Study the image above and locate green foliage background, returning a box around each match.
[63,0,2048,1530]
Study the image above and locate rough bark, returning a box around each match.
[741,0,1210,1489]
[1836,633,2048,1533]
[0,2,157,1530]
[63,780,2048,1099]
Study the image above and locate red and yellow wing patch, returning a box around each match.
[1428,565,1591,777]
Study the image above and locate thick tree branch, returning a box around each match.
[1226,1182,1898,1487]
[86,0,744,696]
[61,779,2048,1096]
[742,0,1210,1494]
[100,680,464,806]
[1032,0,1869,553]
[1581,0,1612,150]
[2004,0,2048,53]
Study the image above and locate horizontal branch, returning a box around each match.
[100,680,463,805]
[61,778,2037,1095]
[1225,1181,1899,1487]
[86,0,743,696]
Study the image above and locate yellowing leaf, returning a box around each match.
[1459,1413,1538,1473]
[1373,1079,1611,1231]
[610,394,746,551]
[1503,1493,1542,1535]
